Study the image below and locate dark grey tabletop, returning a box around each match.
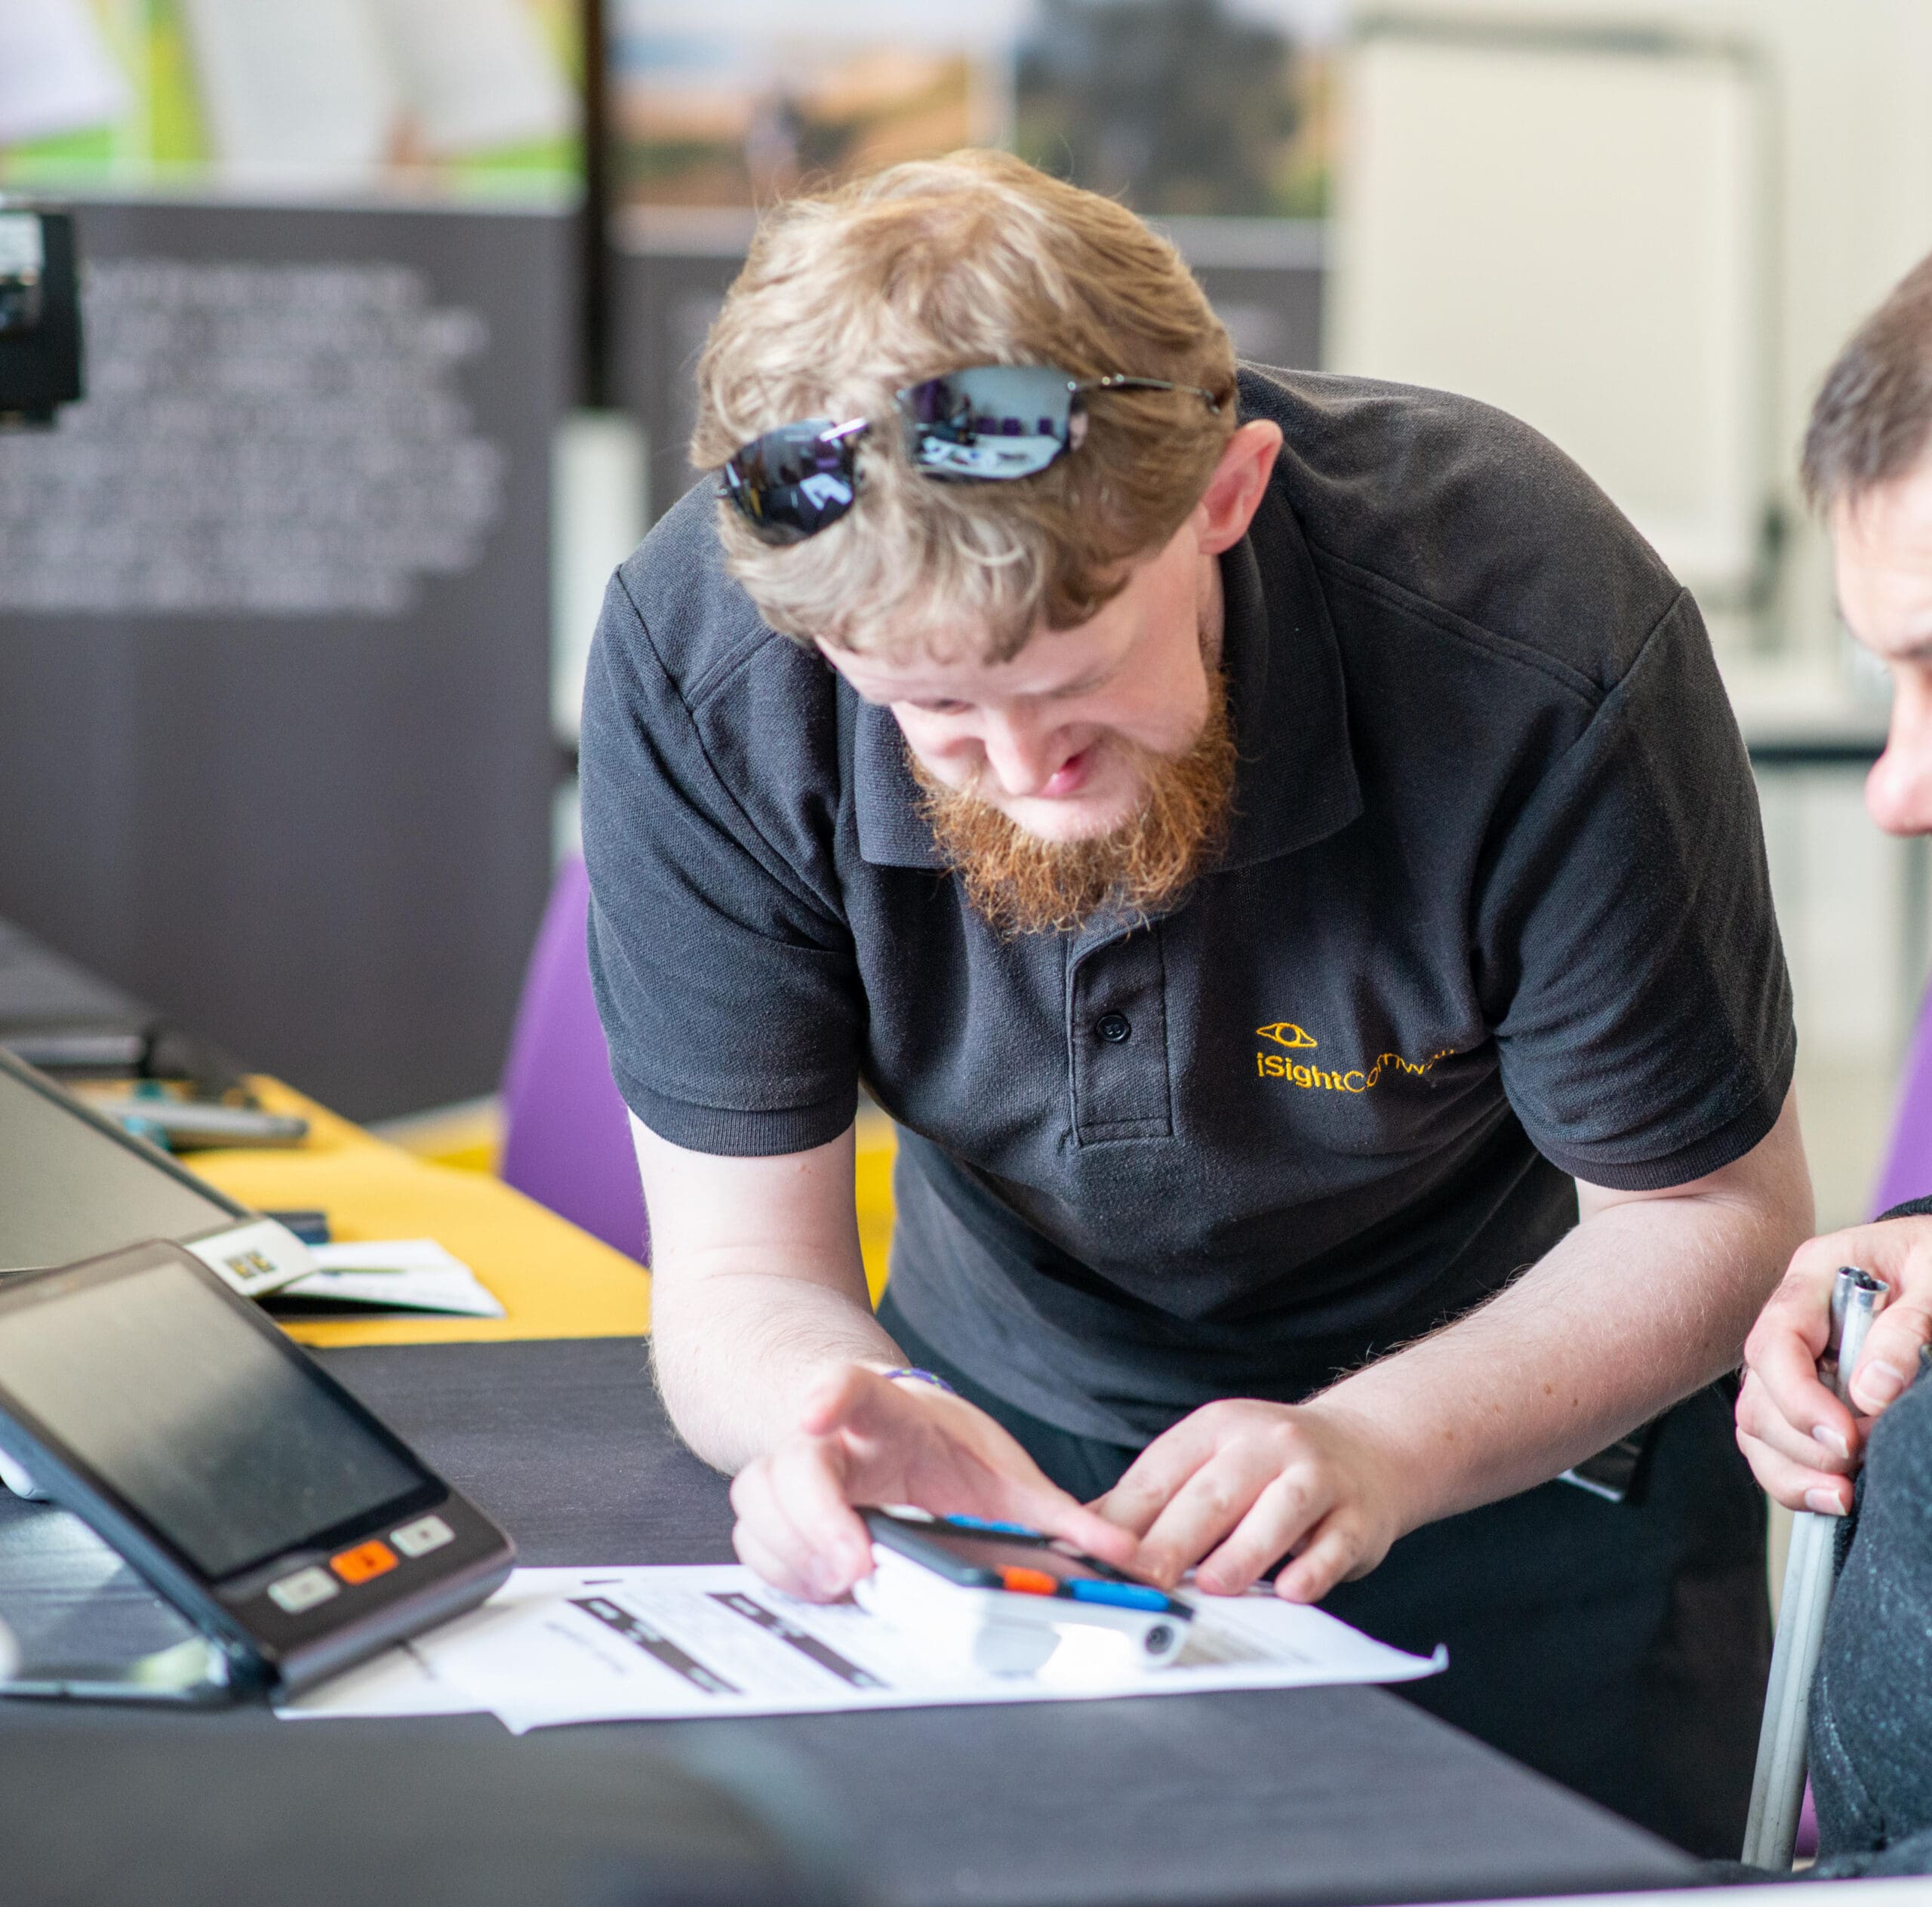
[0,1336,1700,1907]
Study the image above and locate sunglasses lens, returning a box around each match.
[722,423,860,543]
[898,367,1073,480]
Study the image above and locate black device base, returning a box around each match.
[0,1241,515,1701]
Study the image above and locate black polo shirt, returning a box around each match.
[581,366,1795,1446]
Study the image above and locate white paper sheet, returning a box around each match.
[285,1564,1442,1735]
[277,1238,506,1318]
[0,0,129,145]
[277,1637,482,1719]
[275,1567,592,1721]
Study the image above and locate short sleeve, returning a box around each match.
[1476,590,1795,1189]
[578,568,861,1156]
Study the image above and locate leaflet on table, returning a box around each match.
[269,1239,506,1318]
[281,1565,1442,1733]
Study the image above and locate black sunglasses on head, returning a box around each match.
[715,363,1223,546]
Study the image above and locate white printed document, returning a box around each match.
[274,1239,505,1318]
[281,1565,1442,1733]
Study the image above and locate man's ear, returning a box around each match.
[1195,421,1283,556]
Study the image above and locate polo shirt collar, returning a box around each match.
[1217,481,1362,871]
[851,482,1361,873]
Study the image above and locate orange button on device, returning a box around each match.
[330,1540,398,1585]
[998,1567,1059,1597]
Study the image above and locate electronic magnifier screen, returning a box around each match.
[0,1053,245,1274]
[0,1253,425,1577]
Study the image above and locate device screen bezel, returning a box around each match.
[0,1241,444,1589]
[863,1509,1189,1613]
[0,1046,257,1256]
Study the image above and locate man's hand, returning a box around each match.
[1737,1217,1932,1513]
[1091,1398,1411,1603]
[729,1366,1142,1601]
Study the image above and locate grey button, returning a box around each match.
[391,1514,455,1558]
[267,1566,339,1614]
[1096,1013,1132,1044]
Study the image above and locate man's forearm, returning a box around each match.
[1315,1102,1812,1533]
[632,1115,905,1475]
[651,1268,903,1475]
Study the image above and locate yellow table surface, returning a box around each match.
[188,1080,652,1350]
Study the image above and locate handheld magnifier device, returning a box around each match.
[0,1046,315,1301]
[0,1239,513,1704]
[855,1509,1191,1678]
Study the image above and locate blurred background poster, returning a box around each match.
[0,0,579,195]
[610,0,1334,219]
[611,0,1011,211]
[611,0,1337,520]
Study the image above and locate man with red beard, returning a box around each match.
[580,152,1810,1854]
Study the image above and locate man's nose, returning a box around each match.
[1866,687,1932,835]
[979,709,1074,796]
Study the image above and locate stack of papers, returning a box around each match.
[281,1566,1443,1733]
[270,1240,506,1318]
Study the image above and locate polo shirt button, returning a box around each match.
[1096,1012,1132,1044]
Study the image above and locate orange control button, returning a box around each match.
[331,1539,398,1585]
[998,1567,1059,1597]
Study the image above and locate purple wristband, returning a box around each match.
[876,1365,957,1395]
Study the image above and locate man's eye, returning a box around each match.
[908,700,970,715]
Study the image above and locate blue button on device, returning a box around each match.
[1066,1579,1171,1611]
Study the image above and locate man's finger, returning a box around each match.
[990,1475,1144,1573]
[1133,1450,1282,1588]
[732,1518,820,1599]
[1735,1368,1860,1474]
[1194,1469,1327,1595]
[1090,1419,1216,1539]
[1746,1310,1860,1463]
[730,1456,829,1582]
[734,1446,866,1599]
[1737,1426,1854,1516]
[764,1435,874,1593]
[1848,1303,1932,1415]
[1275,1519,1360,1604]
[730,1462,841,1597]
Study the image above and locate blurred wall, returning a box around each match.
[1341,0,1932,666]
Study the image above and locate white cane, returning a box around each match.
[1740,1265,1886,1868]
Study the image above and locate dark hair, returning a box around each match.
[1803,251,1932,512]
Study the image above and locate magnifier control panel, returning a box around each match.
[217,1495,506,1675]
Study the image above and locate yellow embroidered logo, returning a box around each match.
[1256,1023,1318,1049]
[1254,1021,1455,1094]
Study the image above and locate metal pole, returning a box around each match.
[580,0,611,409]
[1740,1267,1884,1867]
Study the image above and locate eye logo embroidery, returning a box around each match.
[1254,1023,1318,1049]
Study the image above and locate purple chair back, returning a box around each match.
[498,854,648,1262]
[1872,986,1932,1216]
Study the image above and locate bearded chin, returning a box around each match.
[910,678,1237,939]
